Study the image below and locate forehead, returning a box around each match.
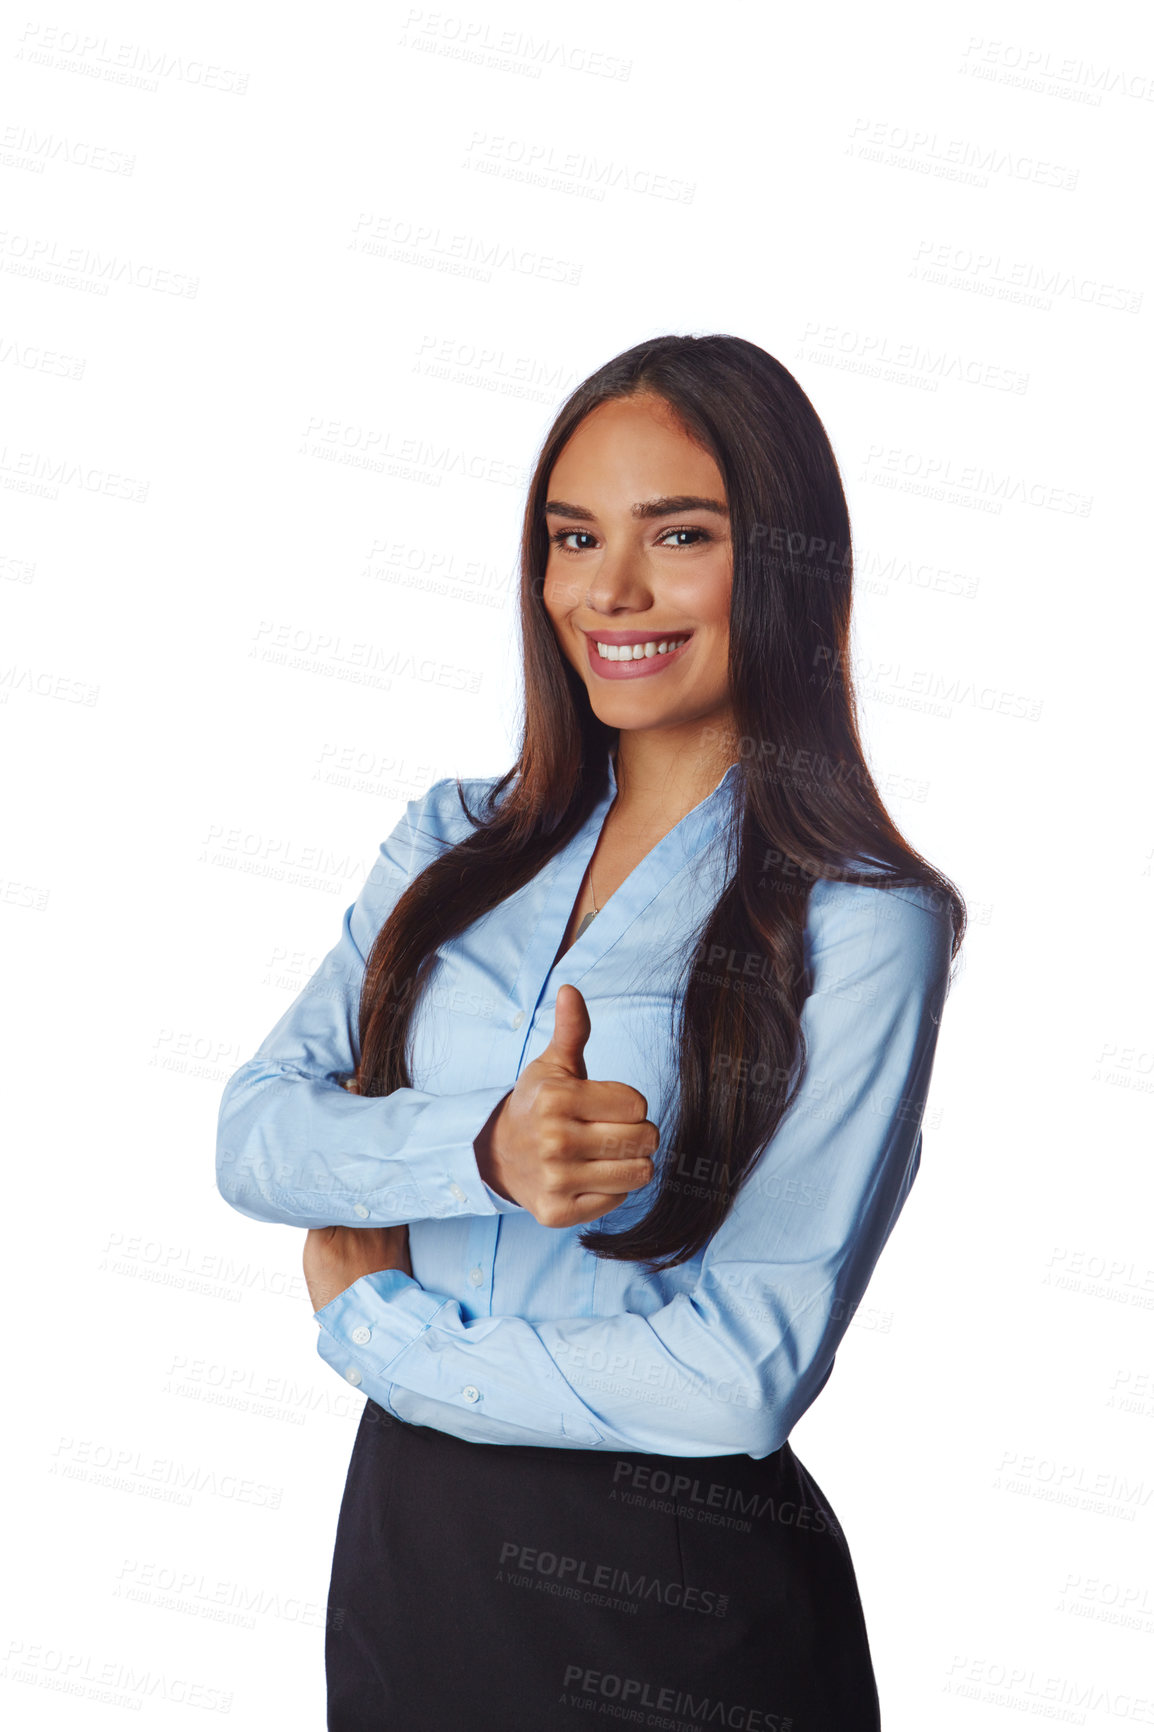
[548,395,723,498]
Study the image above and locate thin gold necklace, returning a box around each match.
[575,769,618,939]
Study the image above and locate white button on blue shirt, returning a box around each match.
[215,748,954,1458]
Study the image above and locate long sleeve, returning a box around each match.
[313,879,955,1456]
[214,780,519,1230]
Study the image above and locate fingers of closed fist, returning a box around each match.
[535,1192,628,1228]
[544,1076,650,1125]
[528,1133,656,1227]
[494,1051,659,1219]
[536,1119,657,1171]
[570,1154,655,1193]
[594,1117,660,1158]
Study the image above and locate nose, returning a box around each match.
[580,537,653,616]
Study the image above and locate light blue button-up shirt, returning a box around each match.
[215,749,954,1458]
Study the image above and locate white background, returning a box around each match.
[3,1,1151,1725]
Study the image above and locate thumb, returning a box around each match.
[544,982,591,1080]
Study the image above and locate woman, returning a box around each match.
[216,333,965,1730]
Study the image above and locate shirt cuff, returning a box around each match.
[482,1178,529,1214]
[402,1083,519,1219]
[314,1267,446,1410]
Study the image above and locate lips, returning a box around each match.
[581,629,694,682]
[581,629,695,647]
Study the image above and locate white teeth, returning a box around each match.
[595,636,688,662]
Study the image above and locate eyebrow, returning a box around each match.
[544,495,728,522]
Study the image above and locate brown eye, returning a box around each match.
[657,527,710,548]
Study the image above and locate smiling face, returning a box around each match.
[542,392,735,749]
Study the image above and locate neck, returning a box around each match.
[611,718,739,825]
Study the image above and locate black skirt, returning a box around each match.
[325,1400,881,1731]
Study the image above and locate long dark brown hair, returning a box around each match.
[353,333,966,1274]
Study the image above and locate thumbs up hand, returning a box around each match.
[473,984,659,1228]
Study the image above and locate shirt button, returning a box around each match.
[351,1326,371,1345]
[468,1266,484,1286]
[462,1385,480,1403]
[512,1011,524,1028]
[344,1367,363,1386]
[354,1204,369,1219]
[449,1182,467,1202]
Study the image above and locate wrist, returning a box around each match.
[474,1092,515,1202]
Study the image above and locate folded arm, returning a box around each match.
[313,881,955,1456]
